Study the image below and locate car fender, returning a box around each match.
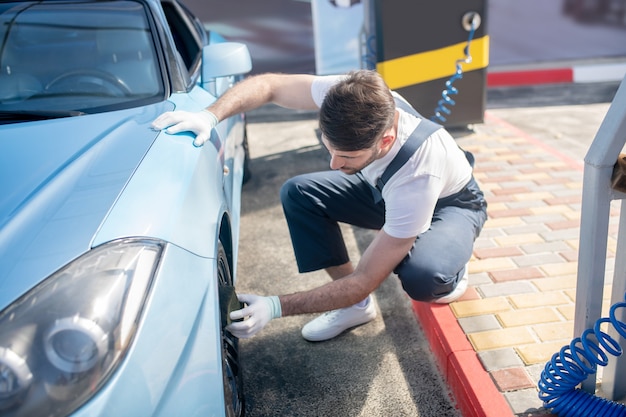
[70,244,226,417]
[92,125,227,259]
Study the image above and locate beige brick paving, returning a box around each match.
[468,327,536,351]
[493,233,545,246]
[469,257,515,273]
[533,322,575,342]
[529,204,577,216]
[474,246,524,259]
[451,118,622,415]
[496,307,561,327]
[516,341,570,365]
[508,291,572,309]
[531,275,576,291]
[539,262,579,276]
[482,217,525,228]
[490,267,545,282]
[513,191,554,202]
[557,305,576,321]
[450,297,512,318]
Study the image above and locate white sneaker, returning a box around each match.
[301,297,377,342]
[434,265,469,304]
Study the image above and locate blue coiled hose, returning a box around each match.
[431,20,477,123]
[538,292,626,417]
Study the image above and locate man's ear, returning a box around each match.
[380,132,395,148]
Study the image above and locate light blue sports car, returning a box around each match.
[0,0,251,415]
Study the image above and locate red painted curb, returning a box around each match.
[487,68,573,87]
[412,301,515,417]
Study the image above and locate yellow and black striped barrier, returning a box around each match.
[374,0,488,127]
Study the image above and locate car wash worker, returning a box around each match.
[152,70,487,342]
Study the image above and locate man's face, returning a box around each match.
[321,136,380,175]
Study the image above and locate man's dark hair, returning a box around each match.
[319,70,396,151]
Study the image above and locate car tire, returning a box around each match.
[217,242,246,417]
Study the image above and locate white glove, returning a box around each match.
[151,109,218,147]
[225,294,282,339]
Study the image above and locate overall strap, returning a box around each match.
[375,98,442,195]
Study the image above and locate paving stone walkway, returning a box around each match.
[450,111,621,415]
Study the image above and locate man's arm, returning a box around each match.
[208,73,319,121]
[279,230,416,315]
[151,73,318,146]
[226,230,416,338]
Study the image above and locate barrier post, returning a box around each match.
[575,76,626,399]
[374,0,489,127]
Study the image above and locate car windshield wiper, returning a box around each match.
[0,109,85,122]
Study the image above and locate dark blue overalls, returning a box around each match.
[279,99,487,301]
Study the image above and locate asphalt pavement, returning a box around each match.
[233,80,624,417]
[235,110,461,416]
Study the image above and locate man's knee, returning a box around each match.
[280,175,306,210]
[395,258,457,302]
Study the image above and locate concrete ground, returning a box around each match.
[235,111,461,416]
[233,81,625,416]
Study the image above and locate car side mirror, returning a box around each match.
[201,42,252,95]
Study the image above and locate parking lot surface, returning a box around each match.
[235,110,461,416]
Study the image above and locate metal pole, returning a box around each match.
[603,198,626,400]
[575,76,626,396]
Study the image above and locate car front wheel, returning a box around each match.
[217,242,245,417]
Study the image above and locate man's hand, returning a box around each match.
[225,294,282,339]
[151,110,218,147]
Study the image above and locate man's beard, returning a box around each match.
[339,148,379,175]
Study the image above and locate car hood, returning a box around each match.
[0,102,173,309]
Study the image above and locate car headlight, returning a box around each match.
[0,239,163,416]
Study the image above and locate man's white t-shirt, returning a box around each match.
[311,75,473,239]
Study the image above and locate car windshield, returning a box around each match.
[0,0,163,115]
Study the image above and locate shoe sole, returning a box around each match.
[434,274,469,304]
[302,311,377,342]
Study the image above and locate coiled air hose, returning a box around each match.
[431,13,478,123]
[538,292,626,417]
